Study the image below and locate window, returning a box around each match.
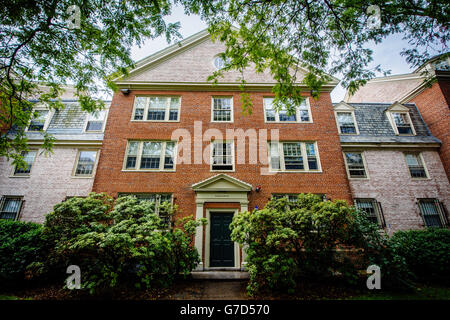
[344,152,367,178]
[336,112,358,134]
[132,96,180,121]
[85,109,107,132]
[211,141,234,171]
[404,153,428,178]
[418,199,448,228]
[0,196,23,220]
[13,150,37,176]
[213,56,229,70]
[355,199,385,227]
[263,98,311,123]
[212,97,233,122]
[268,142,320,172]
[124,141,176,171]
[28,109,51,131]
[118,193,173,226]
[74,150,98,176]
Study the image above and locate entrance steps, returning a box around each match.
[191,270,249,280]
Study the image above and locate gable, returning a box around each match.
[386,102,410,112]
[334,101,355,111]
[115,29,339,90]
[192,174,252,192]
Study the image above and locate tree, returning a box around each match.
[2,0,448,165]
[1,0,181,167]
[182,0,449,111]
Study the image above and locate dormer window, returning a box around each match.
[85,109,107,132]
[334,102,359,135]
[27,109,52,132]
[392,112,413,134]
[386,102,416,136]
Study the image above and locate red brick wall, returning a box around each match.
[410,79,450,179]
[93,90,352,219]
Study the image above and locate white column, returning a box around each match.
[240,201,249,270]
[194,202,204,271]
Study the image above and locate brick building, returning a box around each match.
[335,101,449,234]
[0,96,109,223]
[345,54,450,179]
[92,29,353,270]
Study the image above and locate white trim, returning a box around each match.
[83,106,110,133]
[263,97,313,123]
[403,152,430,180]
[210,140,235,172]
[10,149,38,178]
[267,141,322,173]
[211,96,234,123]
[122,140,177,172]
[25,104,54,132]
[72,149,100,178]
[130,95,181,122]
[343,151,370,180]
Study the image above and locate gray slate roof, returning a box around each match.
[337,103,441,145]
[10,100,109,142]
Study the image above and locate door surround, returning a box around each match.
[206,208,240,269]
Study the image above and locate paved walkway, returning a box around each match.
[163,280,248,300]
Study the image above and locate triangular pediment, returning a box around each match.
[114,29,339,88]
[334,101,355,111]
[386,101,410,112]
[192,174,252,192]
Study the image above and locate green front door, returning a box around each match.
[210,212,235,267]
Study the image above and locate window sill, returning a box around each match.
[211,121,234,123]
[268,170,323,173]
[9,175,31,178]
[411,177,431,181]
[265,121,313,124]
[348,177,370,180]
[71,175,94,179]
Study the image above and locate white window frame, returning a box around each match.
[72,149,100,178]
[267,141,322,173]
[210,140,235,172]
[335,111,359,135]
[343,151,369,179]
[122,141,177,172]
[404,152,429,179]
[10,149,38,177]
[354,198,384,228]
[25,105,54,132]
[417,198,448,228]
[131,96,181,122]
[211,96,234,123]
[385,103,416,136]
[263,97,312,123]
[83,107,109,133]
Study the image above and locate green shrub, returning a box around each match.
[230,194,414,295]
[33,192,206,294]
[389,228,450,283]
[0,219,43,283]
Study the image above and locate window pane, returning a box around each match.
[355,199,379,225]
[345,152,366,178]
[169,97,180,121]
[264,98,276,121]
[14,151,36,175]
[212,142,233,170]
[283,143,304,170]
[405,154,427,178]
[337,112,356,134]
[306,143,318,170]
[148,97,166,120]
[75,151,97,175]
[393,113,413,134]
[213,98,232,121]
[140,142,161,169]
[419,200,442,227]
[28,110,49,131]
[279,107,297,122]
[134,108,144,120]
[125,142,139,169]
[0,198,22,220]
[164,142,175,169]
[270,142,280,170]
[86,121,103,131]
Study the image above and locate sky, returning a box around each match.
[129,5,417,103]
